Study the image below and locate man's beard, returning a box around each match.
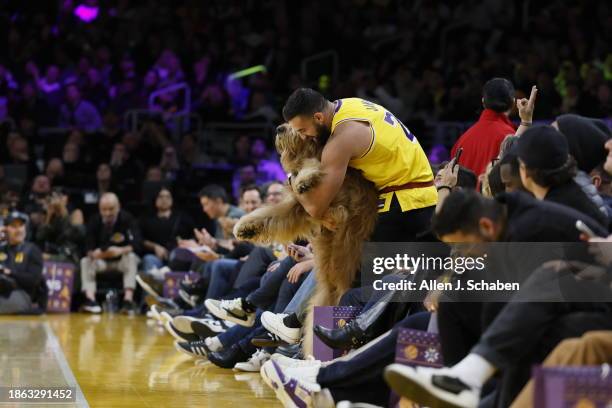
[315,122,331,146]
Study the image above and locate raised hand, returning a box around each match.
[517,85,538,123]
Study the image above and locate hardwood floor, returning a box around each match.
[0,314,281,407]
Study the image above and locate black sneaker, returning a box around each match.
[81,299,102,314]
[164,321,201,342]
[136,273,164,299]
[208,344,249,369]
[191,318,229,338]
[120,300,138,315]
[174,339,211,359]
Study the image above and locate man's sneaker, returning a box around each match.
[270,354,321,370]
[149,266,170,281]
[120,300,138,315]
[260,360,322,408]
[261,312,300,344]
[164,320,201,342]
[151,304,183,322]
[251,331,288,348]
[178,289,199,308]
[174,339,211,359]
[208,344,250,369]
[205,298,256,327]
[234,349,271,372]
[191,318,229,338]
[384,364,479,408]
[171,315,200,334]
[80,299,102,314]
[136,272,163,298]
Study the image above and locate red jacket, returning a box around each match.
[451,109,516,177]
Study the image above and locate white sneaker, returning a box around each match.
[260,360,321,408]
[384,364,479,408]
[261,312,300,344]
[150,266,170,281]
[205,298,256,327]
[271,354,320,370]
[234,349,271,372]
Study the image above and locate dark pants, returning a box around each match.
[247,257,297,309]
[370,196,435,242]
[233,246,276,288]
[437,301,483,365]
[317,311,431,406]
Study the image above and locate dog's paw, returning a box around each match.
[234,219,264,240]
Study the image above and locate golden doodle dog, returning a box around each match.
[233,123,379,354]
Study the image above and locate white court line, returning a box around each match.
[43,323,89,408]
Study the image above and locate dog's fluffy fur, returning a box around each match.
[233,124,379,354]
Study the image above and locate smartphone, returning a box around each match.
[576,220,600,239]
[453,147,463,170]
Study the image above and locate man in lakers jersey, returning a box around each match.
[282,88,437,242]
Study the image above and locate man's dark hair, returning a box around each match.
[198,184,228,203]
[482,78,515,113]
[262,181,284,197]
[523,156,577,188]
[282,88,328,121]
[432,190,504,237]
[240,184,261,198]
[488,163,504,196]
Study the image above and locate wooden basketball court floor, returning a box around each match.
[0,314,282,407]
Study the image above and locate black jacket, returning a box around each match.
[499,191,607,242]
[0,241,46,307]
[85,210,142,260]
[545,181,609,230]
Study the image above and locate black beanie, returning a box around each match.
[556,114,611,173]
[517,125,569,170]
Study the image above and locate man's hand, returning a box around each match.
[105,246,127,258]
[287,259,314,283]
[436,158,459,189]
[194,228,217,248]
[287,244,313,262]
[517,85,538,124]
[154,244,169,260]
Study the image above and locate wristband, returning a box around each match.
[520,121,532,127]
[436,185,452,192]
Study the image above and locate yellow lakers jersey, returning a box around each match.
[331,98,437,213]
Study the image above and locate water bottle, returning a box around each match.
[104,289,119,313]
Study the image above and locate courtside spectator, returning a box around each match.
[0,212,45,314]
[80,193,141,314]
[451,79,523,177]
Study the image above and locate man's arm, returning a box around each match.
[296,121,372,219]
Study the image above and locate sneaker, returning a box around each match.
[120,300,138,315]
[191,318,228,338]
[174,339,211,359]
[178,289,200,308]
[164,320,201,342]
[251,331,288,348]
[151,304,183,321]
[270,354,320,370]
[136,272,163,299]
[336,401,383,408]
[260,360,321,408]
[234,349,271,372]
[171,315,200,334]
[149,266,170,281]
[384,364,479,408]
[205,298,256,327]
[261,312,300,344]
[208,344,250,369]
[80,299,102,314]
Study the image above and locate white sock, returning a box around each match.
[448,353,495,388]
[205,336,223,352]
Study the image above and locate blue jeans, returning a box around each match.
[142,254,164,275]
[247,257,296,309]
[206,259,241,300]
[284,269,317,318]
